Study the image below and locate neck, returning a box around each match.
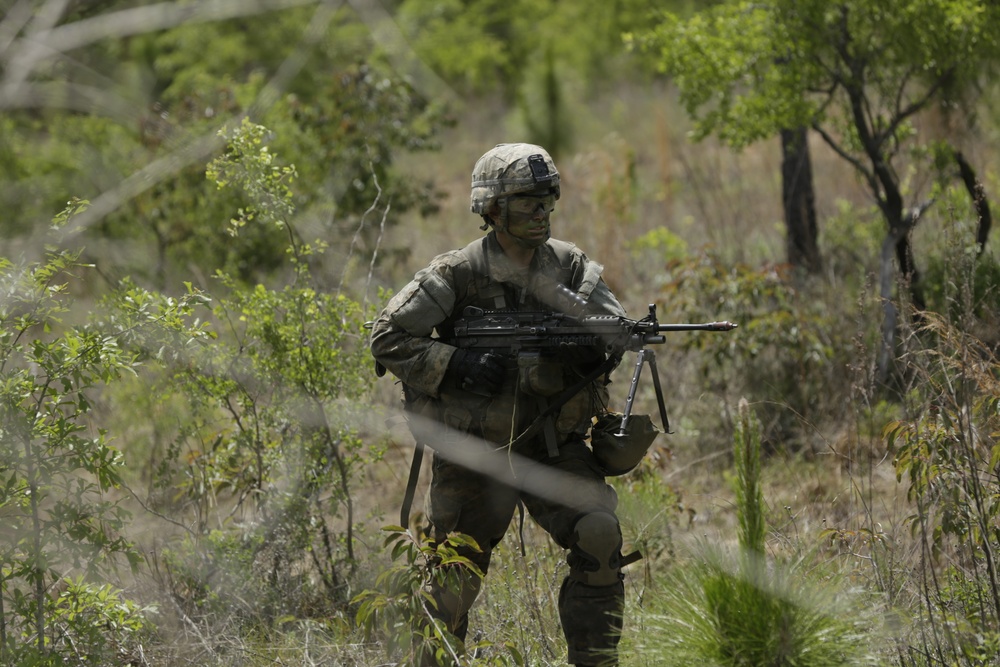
[494,229,536,269]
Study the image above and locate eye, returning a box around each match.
[509,195,556,215]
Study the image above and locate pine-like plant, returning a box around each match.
[634,400,877,667]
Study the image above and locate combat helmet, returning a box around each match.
[470,143,560,216]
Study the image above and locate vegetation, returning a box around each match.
[638,401,877,666]
[633,0,1000,380]
[0,239,164,665]
[0,1,998,666]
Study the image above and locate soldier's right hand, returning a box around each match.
[446,349,505,396]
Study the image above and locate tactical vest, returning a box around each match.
[395,235,619,528]
[437,234,602,339]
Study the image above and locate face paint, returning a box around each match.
[502,195,553,248]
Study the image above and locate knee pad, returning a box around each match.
[570,511,623,587]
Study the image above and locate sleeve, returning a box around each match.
[369,255,463,398]
[586,277,627,318]
[574,253,627,318]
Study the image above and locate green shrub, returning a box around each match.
[0,202,210,664]
[3,578,152,667]
[125,120,381,636]
[657,250,869,451]
[354,528,487,667]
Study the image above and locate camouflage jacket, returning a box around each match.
[369,232,626,446]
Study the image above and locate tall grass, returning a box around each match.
[630,401,880,667]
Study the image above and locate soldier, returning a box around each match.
[370,143,634,667]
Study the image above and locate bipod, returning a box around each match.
[617,347,672,436]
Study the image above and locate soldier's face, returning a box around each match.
[503,194,553,246]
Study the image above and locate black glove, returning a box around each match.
[446,349,505,396]
[557,342,606,367]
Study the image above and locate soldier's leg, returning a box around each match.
[424,452,519,643]
[520,439,625,667]
[558,510,624,667]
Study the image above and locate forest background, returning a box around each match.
[1,1,999,665]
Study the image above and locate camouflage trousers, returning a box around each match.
[422,436,624,667]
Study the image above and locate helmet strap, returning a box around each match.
[485,199,512,235]
[496,198,510,233]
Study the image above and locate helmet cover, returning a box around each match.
[470,143,561,215]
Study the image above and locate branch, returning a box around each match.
[122,481,198,536]
[810,121,878,193]
[891,65,916,131]
[0,0,71,90]
[881,66,954,145]
[0,81,136,121]
[363,196,391,313]
[338,152,384,298]
[0,1,37,60]
[1,0,320,88]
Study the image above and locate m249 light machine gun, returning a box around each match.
[451,303,737,438]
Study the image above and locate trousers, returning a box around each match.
[422,436,624,667]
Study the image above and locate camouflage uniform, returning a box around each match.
[370,228,628,667]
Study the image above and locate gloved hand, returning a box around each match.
[557,342,606,368]
[446,349,505,396]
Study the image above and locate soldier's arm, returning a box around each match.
[369,259,460,398]
[586,277,627,318]
[573,253,627,318]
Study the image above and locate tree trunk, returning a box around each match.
[877,204,931,384]
[895,234,926,311]
[954,150,992,255]
[877,229,904,385]
[780,127,822,273]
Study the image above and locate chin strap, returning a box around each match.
[495,198,511,234]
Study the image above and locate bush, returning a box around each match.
[354,528,487,667]
[121,121,382,642]
[886,312,1000,665]
[656,250,870,451]
[0,203,210,664]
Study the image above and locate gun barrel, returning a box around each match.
[656,321,738,332]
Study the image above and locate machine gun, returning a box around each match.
[451,304,737,436]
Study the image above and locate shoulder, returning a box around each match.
[540,237,589,270]
[428,247,470,270]
[413,241,480,282]
[545,237,583,257]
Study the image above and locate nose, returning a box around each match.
[530,203,547,220]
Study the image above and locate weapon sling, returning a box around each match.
[400,439,424,529]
